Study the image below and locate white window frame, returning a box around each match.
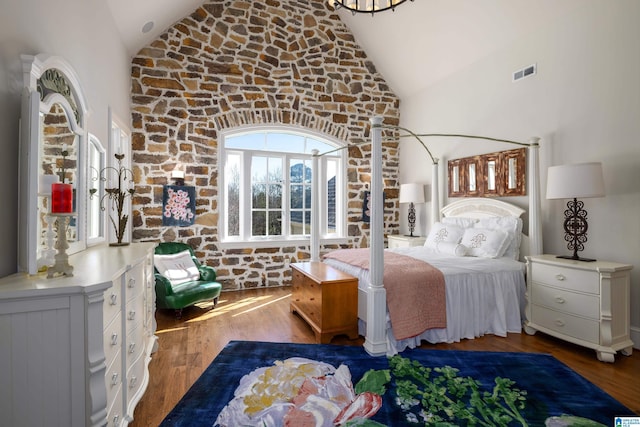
[218,126,347,248]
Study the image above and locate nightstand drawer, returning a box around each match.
[531,305,599,344]
[531,263,599,294]
[531,283,599,319]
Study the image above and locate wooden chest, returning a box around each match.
[290,262,359,344]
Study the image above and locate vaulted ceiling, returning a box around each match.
[106,0,585,99]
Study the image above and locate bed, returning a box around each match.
[311,117,543,356]
[324,198,529,354]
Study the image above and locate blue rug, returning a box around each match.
[160,341,634,426]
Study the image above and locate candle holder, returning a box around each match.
[92,153,135,246]
[47,213,74,278]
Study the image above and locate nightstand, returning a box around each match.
[524,254,633,362]
[387,234,426,249]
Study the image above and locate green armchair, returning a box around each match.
[154,242,222,318]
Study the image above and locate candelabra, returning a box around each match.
[93,153,135,246]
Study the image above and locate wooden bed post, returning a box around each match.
[364,116,388,356]
[527,138,542,256]
[311,149,320,262]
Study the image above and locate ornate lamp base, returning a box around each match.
[407,202,416,237]
[558,198,596,262]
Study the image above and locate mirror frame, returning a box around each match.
[18,54,89,274]
[447,148,526,198]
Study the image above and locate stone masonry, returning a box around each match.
[130,0,401,290]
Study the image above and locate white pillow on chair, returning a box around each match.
[154,250,200,288]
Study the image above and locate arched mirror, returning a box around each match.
[19,54,89,274]
[88,134,106,245]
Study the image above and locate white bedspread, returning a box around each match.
[323,246,526,354]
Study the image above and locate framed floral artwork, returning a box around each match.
[162,185,196,226]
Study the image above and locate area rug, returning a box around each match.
[160,341,634,426]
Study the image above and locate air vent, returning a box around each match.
[513,64,536,82]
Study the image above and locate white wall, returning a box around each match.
[399,0,640,345]
[0,0,131,277]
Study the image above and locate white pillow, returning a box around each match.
[460,227,509,258]
[424,222,465,248]
[441,216,478,229]
[435,242,468,257]
[154,250,200,288]
[475,216,523,260]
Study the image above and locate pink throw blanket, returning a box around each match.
[323,248,446,340]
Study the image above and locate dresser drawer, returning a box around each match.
[103,280,122,325]
[126,322,145,370]
[125,262,145,301]
[127,353,147,405]
[531,262,599,294]
[531,304,599,344]
[125,292,145,333]
[105,347,123,413]
[531,283,599,320]
[106,384,123,427]
[103,311,122,367]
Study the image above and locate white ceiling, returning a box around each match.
[107,0,584,99]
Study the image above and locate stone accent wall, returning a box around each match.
[130,0,401,291]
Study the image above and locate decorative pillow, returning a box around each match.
[424,222,465,248]
[475,216,523,260]
[154,250,200,289]
[435,242,468,257]
[441,216,478,229]
[460,227,509,258]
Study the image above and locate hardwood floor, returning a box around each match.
[131,286,640,426]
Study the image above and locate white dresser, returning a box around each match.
[0,243,157,426]
[387,234,426,248]
[524,254,633,362]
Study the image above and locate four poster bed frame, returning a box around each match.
[310,116,542,356]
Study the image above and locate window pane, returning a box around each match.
[304,160,312,183]
[226,153,241,236]
[327,161,337,234]
[252,184,266,209]
[290,159,304,183]
[227,133,265,150]
[269,184,282,209]
[268,157,282,181]
[304,211,311,234]
[268,211,282,236]
[252,211,266,236]
[268,133,304,153]
[290,184,302,209]
[252,156,267,183]
[304,184,311,208]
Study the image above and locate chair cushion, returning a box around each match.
[154,250,201,289]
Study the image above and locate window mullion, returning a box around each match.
[242,151,253,240]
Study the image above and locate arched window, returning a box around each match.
[220,127,346,244]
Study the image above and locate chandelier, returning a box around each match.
[330,0,412,15]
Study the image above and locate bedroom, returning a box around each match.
[0,0,639,425]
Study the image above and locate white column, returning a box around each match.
[364,116,388,356]
[310,149,320,262]
[527,138,542,256]
[430,159,440,227]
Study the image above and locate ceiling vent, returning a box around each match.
[513,64,536,82]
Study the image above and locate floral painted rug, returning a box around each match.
[159,341,634,426]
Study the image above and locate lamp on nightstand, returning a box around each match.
[399,183,425,237]
[546,162,605,262]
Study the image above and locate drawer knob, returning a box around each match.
[111,333,118,345]
[128,278,136,288]
[128,310,136,320]
[112,415,120,426]
[129,375,138,388]
[129,342,136,353]
[109,294,117,305]
[554,274,566,281]
[554,296,566,304]
[554,319,565,327]
[111,372,119,385]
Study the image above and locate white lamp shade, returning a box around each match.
[399,183,425,204]
[546,162,605,199]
